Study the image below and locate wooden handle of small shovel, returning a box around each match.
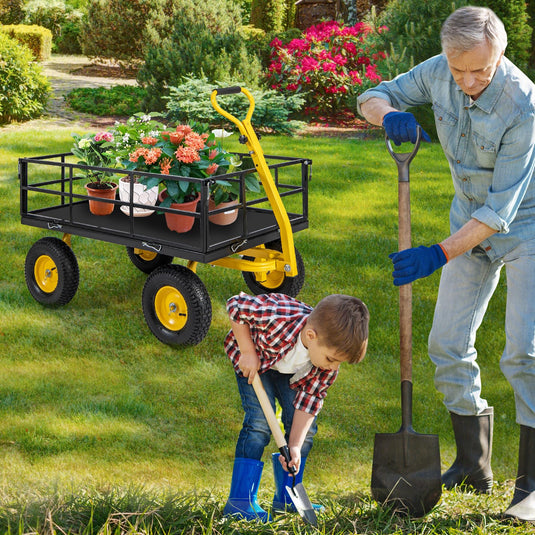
[251,373,296,473]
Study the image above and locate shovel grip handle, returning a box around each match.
[252,374,287,449]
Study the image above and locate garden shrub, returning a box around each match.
[138,4,262,112]
[23,0,84,54]
[165,77,305,135]
[65,85,148,117]
[250,0,287,32]
[266,20,387,116]
[0,32,50,123]
[80,0,155,64]
[0,0,24,24]
[0,23,52,60]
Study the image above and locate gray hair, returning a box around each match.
[441,6,507,56]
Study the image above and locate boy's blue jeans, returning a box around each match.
[234,369,317,460]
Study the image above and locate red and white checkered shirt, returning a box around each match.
[224,292,338,416]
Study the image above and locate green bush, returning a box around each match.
[164,78,305,135]
[23,0,84,55]
[0,32,50,123]
[0,0,24,24]
[80,0,155,64]
[138,3,262,111]
[65,85,148,117]
[250,0,286,32]
[0,23,52,60]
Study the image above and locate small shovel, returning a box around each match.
[251,373,318,527]
[370,130,442,517]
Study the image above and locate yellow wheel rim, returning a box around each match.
[154,285,188,331]
[34,255,59,293]
[255,269,285,289]
[135,248,158,262]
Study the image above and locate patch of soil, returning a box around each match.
[71,63,139,79]
[301,109,382,138]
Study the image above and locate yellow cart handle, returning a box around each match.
[210,87,298,277]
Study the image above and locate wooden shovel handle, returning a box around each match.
[252,374,287,449]
[398,180,413,383]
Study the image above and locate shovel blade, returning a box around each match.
[285,483,318,527]
[371,430,442,517]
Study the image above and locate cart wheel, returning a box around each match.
[242,239,305,297]
[24,237,79,305]
[142,265,212,346]
[126,246,173,274]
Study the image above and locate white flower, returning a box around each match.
[78,138,91,149]
[212,128,233,138]
[141,114,152,122]
[122,133,130,142]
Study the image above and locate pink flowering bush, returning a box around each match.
[266,20,388,115]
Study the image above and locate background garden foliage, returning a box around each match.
[1,0,534,126]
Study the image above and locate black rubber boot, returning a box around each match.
[442,407,493,494]
[504,425,535,523]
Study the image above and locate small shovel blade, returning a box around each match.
[371,429,442,517]
[285,483,318,527]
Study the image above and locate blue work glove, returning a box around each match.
[389,244,448,286]
[382,111,432,146]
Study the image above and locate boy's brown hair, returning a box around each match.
[307,294,369,364]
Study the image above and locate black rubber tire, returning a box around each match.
[241,239,305,297]
[24,237,79,305]
[126,246,173,274]
[142,265,212,346]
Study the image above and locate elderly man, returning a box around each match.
[358,6,535,522]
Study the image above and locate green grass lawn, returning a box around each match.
[0,126,528,533]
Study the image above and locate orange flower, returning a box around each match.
[129,147,149,162]
[144,147,162,165]
[185,132,206,151]
[142,136,158,146]
[175,146,200,164]
[160,157,171,175]
[206,163,219,175]
[208,149,218,160]
[169,132,185,145]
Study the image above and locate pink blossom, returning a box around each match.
[94,132,113,142]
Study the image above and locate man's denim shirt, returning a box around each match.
[357,54,535,261]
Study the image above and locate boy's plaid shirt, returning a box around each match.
[224,292,338,415]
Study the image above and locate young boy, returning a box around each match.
[222,292,369,521]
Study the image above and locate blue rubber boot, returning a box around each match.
[271,453,324,513]
[223,458,271,522]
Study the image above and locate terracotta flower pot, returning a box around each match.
[159,189,200,233]
[208,197,239,225]
[85,183,118,216]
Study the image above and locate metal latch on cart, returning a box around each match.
[142,241,162,253]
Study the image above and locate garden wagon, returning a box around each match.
[19,87,311,346]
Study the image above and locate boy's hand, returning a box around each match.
[279,446,302,474]
[238,352,261,384]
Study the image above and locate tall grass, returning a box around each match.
[0,126,527,533]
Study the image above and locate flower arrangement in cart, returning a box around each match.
[71,113,259,227]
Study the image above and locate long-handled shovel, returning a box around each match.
[251,374,318,527]
[370,130,442,517]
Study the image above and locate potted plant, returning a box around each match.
[103,113,168,216]
[208,156,261,225]
[126,123,241,233]
[71,131,118,216]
